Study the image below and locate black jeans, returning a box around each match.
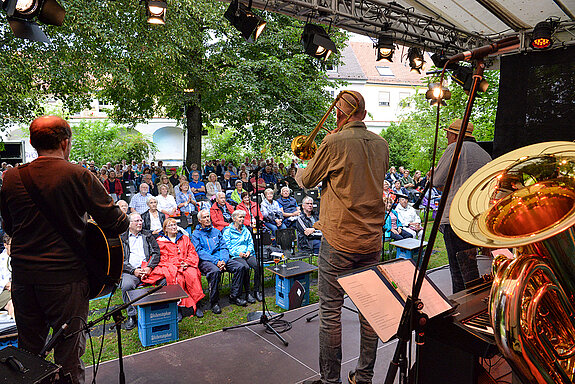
[232,255,260,297]
[440,224,479,293]
[199,258,248,304]
[12,279,90,384]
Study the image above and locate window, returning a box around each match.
[376,66,394,77]
[399,92,411,107]
[326,64,338,73]
[378,91,390,107]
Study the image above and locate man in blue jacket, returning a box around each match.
[192,209,246,314]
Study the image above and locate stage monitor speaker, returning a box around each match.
[493,45,575,158]
[0,346,60,384]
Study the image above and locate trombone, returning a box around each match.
[291,91,360,160]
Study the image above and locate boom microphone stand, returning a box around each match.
[222,169,289,346]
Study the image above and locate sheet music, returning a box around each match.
[378,261,452,318]
[338,269,404,342]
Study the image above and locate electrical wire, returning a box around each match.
[90,290,115,384]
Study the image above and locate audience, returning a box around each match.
[295,197,321,255]
[0,234,13,318]
[261,188,286,235]
[236,191,262,232]
[239,170,253,194]
[156,184,178,216]
[129,183,152,214]
[384,197,412,241]
[142,196,166,236]
[222,210,260,303]
[119,212,162,330]
[104,170,124,200]
[395,197,423,239]
[230,180,245,206]
[210,192,235,231]
[189,171,206,200]
[205,173,222,200]
[276,186,300,227]
[157,174,176,198]
[221,171,235,192]
[116,199,129,214]
[176,181,197,215]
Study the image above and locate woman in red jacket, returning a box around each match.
[142,218,205,317]
[236,191,263,231]
[103,170,123,199]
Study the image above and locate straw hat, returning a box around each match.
[443,119,475,138]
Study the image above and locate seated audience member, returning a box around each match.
[104,170,124,200]
[129,182,152,214]
[98,168,108,185]
[386,166,401,184]
[205,172,223,200]
[141,173,158,196]
[168,168,179,187]
[157,184,178,216]
[176,181,197,215]
[157,174,176,198]
[400,169,417,201]
[250,169,267,192]
[391,180,409,197]
[143,218,205,318]
[272,166,283,182]
[236,191,262,232]
[192,210,247,313]
[203,161,214,177]
[210,192,235,231]
[261,165,277,185]
[278,162,288,178]
[295,197,322,255]
[142,196,166,236]
[383,180,392,200]
[173,175,188,195]
[238,170,254,194]
[230,180,245,206]
[0,235,14,318]
[123,165,136,183]
[116,199,129,214]
[413,170,426,190]
[261,188,286,235]
[189,171,206,200]
[282,167,302,192]
[222,210,260,303]
[221,171,235,192]
[119,213,162,330]
[384,197,412,241]
[395,197,423,239]
[226,165,238,179]
[189,163,202,180]
[214,160,224,177]
[276,186,300,227]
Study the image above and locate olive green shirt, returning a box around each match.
[300,121,389,253]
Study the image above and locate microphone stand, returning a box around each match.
[42,284,163,384]
[384,58,488,384]
[222,170,289,346]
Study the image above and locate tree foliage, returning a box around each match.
[0,1,347,165]
[69,120,156,164]
[383,68,500,172]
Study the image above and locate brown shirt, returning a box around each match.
[300,121,389,253]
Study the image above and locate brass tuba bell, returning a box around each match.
[450,141,575,384]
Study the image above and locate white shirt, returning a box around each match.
[0,250,11,289]
[149,212,162,232]
[395,204,421,227]
[128,232,146,268]
[157,194,177,213]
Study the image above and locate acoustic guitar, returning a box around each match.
[85,221,124,299]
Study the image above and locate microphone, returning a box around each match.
[40,322,68,357]
[448,36,519,63]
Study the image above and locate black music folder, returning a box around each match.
[338,258,452,342]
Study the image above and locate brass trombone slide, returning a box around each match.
[291,90,360,160]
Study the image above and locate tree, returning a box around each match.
[0,1,347,167]
[383,68,500,172]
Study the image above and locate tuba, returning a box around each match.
[450,141,575,384]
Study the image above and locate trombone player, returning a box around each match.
[297,90,389,384]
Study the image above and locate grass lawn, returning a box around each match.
[82,217,448,366]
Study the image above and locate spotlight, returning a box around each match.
[375,33,394,62]
[425,83,451,106]
[301,23,338,61]
[451,65,489,94]
[146,0,166,25]
[430,53,458,70]
[530,20,555,49]
[408,47,424,73]
[2,0,65,42]
[224,0,266,42]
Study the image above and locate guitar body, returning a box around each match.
[85,222,124,299]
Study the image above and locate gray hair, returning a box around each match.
[302,196,314,205]
[216,191,226,199]
[280,186,290,194]
[232,209,247,220]
[129,212,142,221]
[197,209,210,221]
[146,196,157,206]
[264,188,274,196]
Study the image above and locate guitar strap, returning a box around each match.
[18,165,112,286]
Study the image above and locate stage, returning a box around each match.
[88,260,507,383]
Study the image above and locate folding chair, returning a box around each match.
[276,228,296,258]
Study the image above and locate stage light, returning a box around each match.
[224,0,267,42]
[301,23,337,61]
[408,47,424,73]
[530,20,554,49]
[451,65,489,94]
[375,33,394,62]
[425,83,451,106]
[2,0,65,43]
[146,0,166,25]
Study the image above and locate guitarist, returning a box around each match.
[0,116,129,384]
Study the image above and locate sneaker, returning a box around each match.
[194,306,204,318]
[246,293,256,304]
[124,316,137,330]
[255,291,263,302]
[348,371,356,384]
[211,303,222,314]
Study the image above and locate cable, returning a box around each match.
[264,314,293,334]
[90,291,115,384]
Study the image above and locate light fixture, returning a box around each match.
[530,20,555,49]
[407,47,424,73]
[451,65,489,94]
[2,0,65,42]
[425,83,451,106]
[301,23,337,61]
[146,0,166,25]
[375,33,394,62]
[224,0,267,42]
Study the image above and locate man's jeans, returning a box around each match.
[318,238,380,384]
[440,224,479,294]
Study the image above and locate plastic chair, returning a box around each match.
[276,228,296,258]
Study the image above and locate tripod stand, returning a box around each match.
[222,171,289,346]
